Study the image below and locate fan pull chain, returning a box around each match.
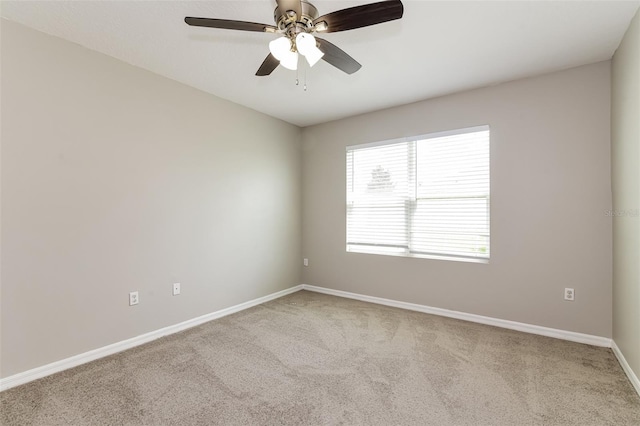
[303,61,307,91]
[292,60,309,91]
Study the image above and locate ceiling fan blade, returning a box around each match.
[316,38,362,75]
[256,53,280,76]
[313,0,403,33]
[276,0,303,20]
[185,17,277,33]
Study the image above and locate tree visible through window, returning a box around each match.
[346,126,490,262]
[367,166,395,193]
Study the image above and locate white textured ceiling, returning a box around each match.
[2,1,639,127]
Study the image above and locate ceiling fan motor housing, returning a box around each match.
[275,0,319,38]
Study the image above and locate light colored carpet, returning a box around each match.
[1,290,639,425]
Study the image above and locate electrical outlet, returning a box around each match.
[129,291,139,306]
[564,288,575,301]
[173,283,181,296]
[303,258,309,267]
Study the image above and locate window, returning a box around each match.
[346,126,490,262]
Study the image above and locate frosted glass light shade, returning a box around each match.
[269,37,290,59]
[269,36,298,70]
[295,33,324,67]
[279,51,299,70]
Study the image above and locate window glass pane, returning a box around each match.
[347,201,408,248]
[349,143,410,199]
[417,130,489,198]
[412,198,490,257]
[347,142,410,250]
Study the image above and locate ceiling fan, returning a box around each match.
[185,0,404,76]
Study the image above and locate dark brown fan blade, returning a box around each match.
[256,53,280,76]
[313,0,403,33]
[276,0,302,20]
[185,17,277,32]
[316,38,362,74]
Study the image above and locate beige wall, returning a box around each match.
[0,20,302,378]
[612,9,640,382]
[0,13,625,382]
[302,62,612,337]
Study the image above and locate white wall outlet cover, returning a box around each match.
[173,283,181,296]
[303,258,309,267]
[129,291,139,306]
[564,288,575,301]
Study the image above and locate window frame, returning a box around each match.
[346,125,490,264]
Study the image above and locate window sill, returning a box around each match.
[346,246,490,264]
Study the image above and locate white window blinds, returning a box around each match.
[346,126,490,261]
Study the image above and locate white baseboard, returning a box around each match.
[612,340,640,397]
[0,285,303,392]
[1,283,622,394]
[301,284,612,348]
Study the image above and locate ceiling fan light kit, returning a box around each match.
[269,37,299,70]
[185,0,404,77]
[267,32,323,71]
[296,33,324,67]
